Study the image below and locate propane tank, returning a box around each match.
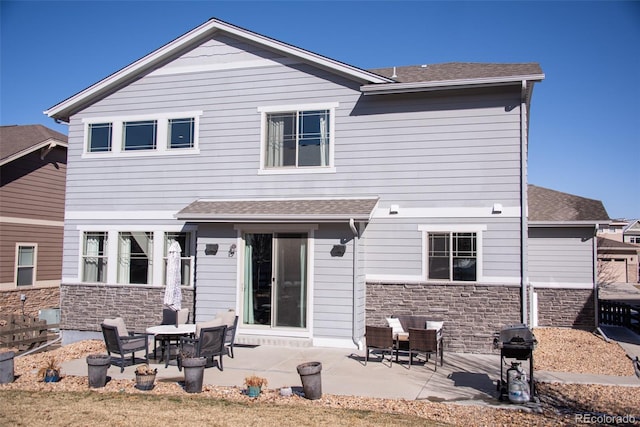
[507,362,530,403]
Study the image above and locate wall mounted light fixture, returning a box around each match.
[331,244,346,257]
[205,244,219,255]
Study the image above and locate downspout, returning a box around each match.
[593,224,599,329]
[349,218,362,349]
[520,80,529,325]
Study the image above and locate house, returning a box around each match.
[527,185,610,329]
[622,220,640,245]
[597,238,640,284]
[0,124,67,314]
[45,18,547,352]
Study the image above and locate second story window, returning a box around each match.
[265,110,330,168]
[123,120,157,151]
[168,118,194,149]
[88,123,112,153]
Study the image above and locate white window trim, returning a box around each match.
[75,225,196,287]
[82,111,202,158]
[418,224,486,283]
[257,102,338,174]
[15,243,37,287]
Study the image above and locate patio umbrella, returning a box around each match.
[164,241,182,310]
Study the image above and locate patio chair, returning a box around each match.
[178,324,227,371]
[408,328,443,371]
[215,309,239,358]
[365,325,395,367]
[101,318,150,372]
[155,307,190,359]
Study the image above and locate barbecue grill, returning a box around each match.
[493,324,537,402]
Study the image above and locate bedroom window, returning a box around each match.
[168,118,195,149]
[265,110,330,168]
[427,232,477,281]
[88,123,112,152]
[123,120,157,151]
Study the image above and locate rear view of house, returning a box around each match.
[46,18,546,352]
[0,125,67,313]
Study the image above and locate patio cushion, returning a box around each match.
[385,317,405,336]
[426,321,443,332]
[103,317,129,337]
[216,309,236,327]
[195,317,224,337]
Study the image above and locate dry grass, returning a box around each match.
[0,390,447,427]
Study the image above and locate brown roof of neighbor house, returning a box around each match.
[598,237,640,251]
[0,124,68,162]
[528,184,610,222]
[176,197,379,222]
[369,63,544,83]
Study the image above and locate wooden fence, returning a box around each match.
[598,300,640,335]
[0,315,59,352]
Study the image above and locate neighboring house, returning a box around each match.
[527,185,610,329]
[0,125,68,292]
[45,18,548,352]
[597,238,640,284]
[622,219,640,245]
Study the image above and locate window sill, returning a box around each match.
[258,167,336,175]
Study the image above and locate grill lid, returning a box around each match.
[493,324,537,349]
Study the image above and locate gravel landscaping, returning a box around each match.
[2,327,639,426]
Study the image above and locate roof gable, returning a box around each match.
[45,17,393,122]
[528,184,610,223]
[0,124,68,165]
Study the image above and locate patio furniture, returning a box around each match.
[215,310,239,358]
[101,318,150,372]
[364,325,395,367]
[408,328,443,371]
[154,307,190,359]
[178,324,228,371]
[146,324,196,368]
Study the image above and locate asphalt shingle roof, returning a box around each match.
[369,62,543,83]
[0,124,67,162]
[528,184,610,222]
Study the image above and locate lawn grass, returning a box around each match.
[0,390,449,427]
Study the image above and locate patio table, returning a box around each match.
[146,324,196,367]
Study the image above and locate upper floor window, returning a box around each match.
[83,111,201,157]
[88,123,112,153]
[169,118,195,149]
[259,103,337,173]
[123,120,157,151]
[16,244,36,286]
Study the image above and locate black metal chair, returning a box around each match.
[224,315,239,358]
[365,325,395,367]
[100,323,149,372]
[408,328,443,371]
[154,307,190,360]
[178,324,227,371]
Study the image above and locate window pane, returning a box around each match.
[298,110,329,167]
[452,233,477,281]
[118,232,153,284]
[88,123,112,152]
[123,120,157,151]
[17,245,35,286]
[83,232,108,283]
[169,118,194,149]
[165,232,192,286]
[17,267,34,286]
[265,110,329,168]
[18,246,34,266]
[428,234,449,280]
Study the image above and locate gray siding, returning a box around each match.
[528,227,595,284]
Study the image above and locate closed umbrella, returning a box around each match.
[164,241,182,310]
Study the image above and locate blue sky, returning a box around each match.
[2,1,638,219]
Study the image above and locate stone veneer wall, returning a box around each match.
[366,282,522,353]
[535,288,595,330]
[60,283,195,333]
[0,287,60,317]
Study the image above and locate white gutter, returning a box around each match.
[520,80,529,325]
[349,218,363,349]
[361,74,545,95]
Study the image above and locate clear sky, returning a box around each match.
[1,1,638,219]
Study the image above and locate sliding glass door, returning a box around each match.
[243,233,307,329]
